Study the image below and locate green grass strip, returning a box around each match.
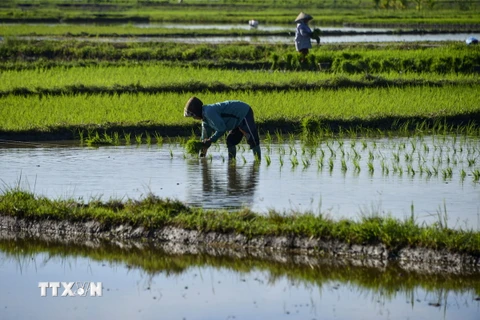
[1,86,479,132]
[1,189,479,255]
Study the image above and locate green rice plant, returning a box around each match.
[361,140,367,150]
[368,150,374,161]
[317,157,324,171]
[123,132,131,145]
[274,130,283,143]
[353,159,361,173]
[302,158,310,169]
[145,131,152,146]
[290,156,299,168]
[112,132,120,146]
[279,155,284,168]
[472,169,480,182]
[341,159,347,172]
[264,132,272,143]
[135,133,143,145]
[77,129,84,145]
[397,166,403,177]
[85,131,113,147]
[169,149,174,158]
[368,162,374,174]
[381,160,388,175]
[301,117,321,137]
[154,132,164,145]
[328,158,334,172]
[407,164,415,176]
[442,167,453,180]
[467,158,476,167]
[265,155,271,166]
[185,139,203,155]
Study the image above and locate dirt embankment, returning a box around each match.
[1,215,478,274]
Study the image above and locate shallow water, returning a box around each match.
[1,22,476,44]
[10,33,476,44]
[1,135,479,228]
[0,238,479,320]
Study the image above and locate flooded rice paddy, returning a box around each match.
[1,134,479,229]
[1,23,477,44]
[1,134,480,319]
[10,33,476,44]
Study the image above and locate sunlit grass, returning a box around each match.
[0,188,479,255]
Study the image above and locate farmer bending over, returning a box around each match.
[184,96,261,161]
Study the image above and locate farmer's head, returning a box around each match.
[295,12,313,23]
[184,96,203,120]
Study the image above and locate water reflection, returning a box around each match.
[11,33,475,44]
[0,235,479,320]
[187,160,259,209]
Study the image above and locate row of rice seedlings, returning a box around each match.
[79,130,169,147]
[257,134,480,182]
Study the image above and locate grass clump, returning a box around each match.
[185,138,203,155]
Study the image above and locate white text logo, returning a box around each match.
[38,282,102,297]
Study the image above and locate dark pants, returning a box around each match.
[226,108,260,149]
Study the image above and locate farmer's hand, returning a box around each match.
[202,139,212,149]
[199,139,212,157]
[312,28,321,45]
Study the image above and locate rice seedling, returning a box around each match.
[473,169,480,182]
[135,133,143,145]
[468,158,476,167]
[265,155,271,166]
[442,167,453,180]
[341,159,348,172]
[328,158,334,172]
[145,131,152,146]
[154,132,164,145]
[123,132,131,145]
[77,129,85,145]
[185,139,203,155]
[302,158,310,169]
[317,157,324,171]
[85,131,113,147]
[368,162,374,174]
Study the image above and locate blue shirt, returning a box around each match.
[201,100,251,142]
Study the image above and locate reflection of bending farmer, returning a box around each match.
[184,96,261,161]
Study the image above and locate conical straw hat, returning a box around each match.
[295,12,313,22]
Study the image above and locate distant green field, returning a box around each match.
[0,0,478,26]
[1,86,479,133]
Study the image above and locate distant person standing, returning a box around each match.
[294,12,319,62]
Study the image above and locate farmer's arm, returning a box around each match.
[297,23,312,37]
[204,108,226,142]
[201,121,214,140]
